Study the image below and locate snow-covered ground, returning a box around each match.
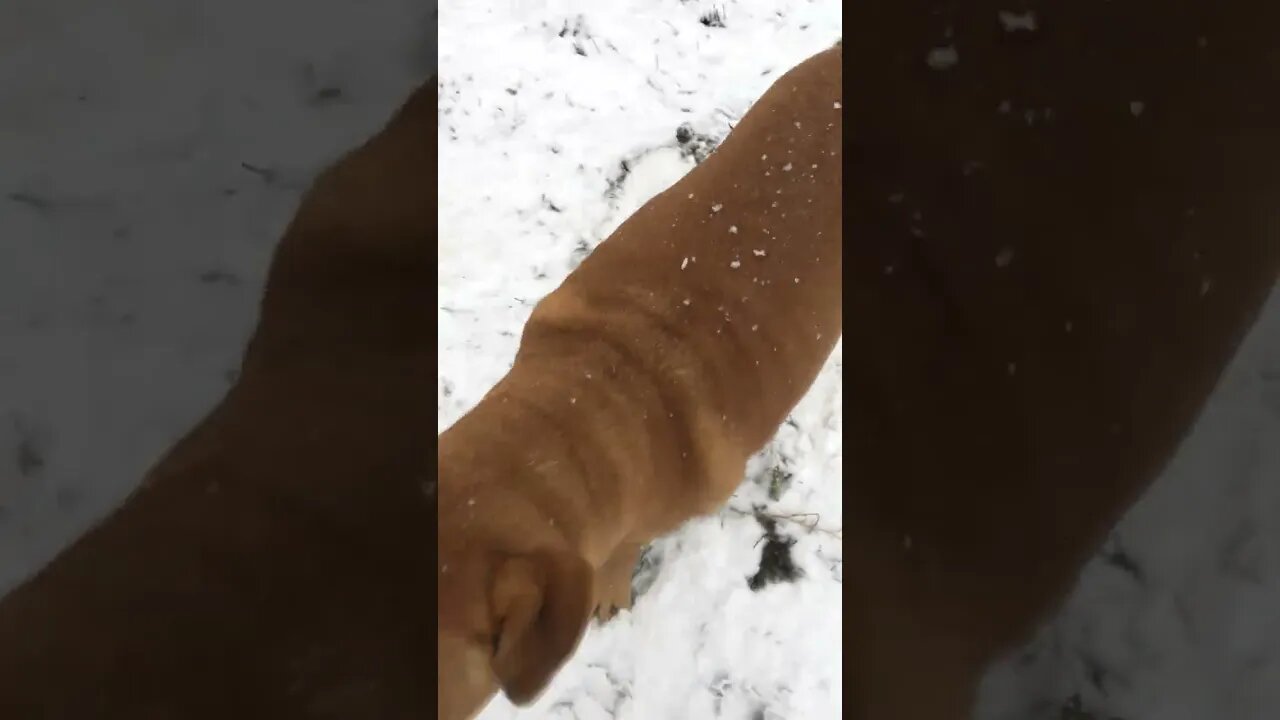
[3,1,1279,719]
[438,3,843,718]
[0,0,431,604]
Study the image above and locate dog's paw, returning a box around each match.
[592,579,633,622]
[592,600,629,623]
[592,542,642,623]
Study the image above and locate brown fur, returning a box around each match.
[0,78,435,718]
[846,4,1280,717]
[436,45,843,718]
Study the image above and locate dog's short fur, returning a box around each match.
[0,79,434,718]
[847,4,1280,717]
[436,45,843,718]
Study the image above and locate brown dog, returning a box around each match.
[436,45,843,718]
[0,80,433,717]
[846,4,1280,718]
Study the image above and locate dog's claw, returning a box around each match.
[592,603,620,623]
[592,584,632,623]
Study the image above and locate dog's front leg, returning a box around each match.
[592,541,644,622]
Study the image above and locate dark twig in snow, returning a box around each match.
[725,504,842,540]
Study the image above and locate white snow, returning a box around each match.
[440,2,842,718]
[995,245,1016,268]
[0,0,429,590]
[927,45,961,71]
[979,292,1280,720]
[998,10,1039,33]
